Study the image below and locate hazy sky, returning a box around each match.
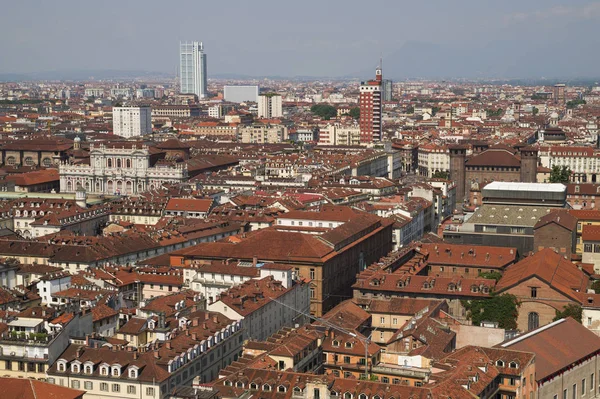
[2,0,600,78]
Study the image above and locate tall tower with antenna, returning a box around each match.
[359,61,383,144]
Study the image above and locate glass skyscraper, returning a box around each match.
[179,41,208,99]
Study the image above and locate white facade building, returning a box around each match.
[112,106,152,138]
[257,94,283,118]
[180,41,208,99]
[59,143,187,195]
[318,123,361,146]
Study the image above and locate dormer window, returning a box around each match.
[250,383,258,390]
[345,342,353,349]
[344,393,353,399]
[224,380,232,387]
[471,285,479,293]
[332,340,339,347]
[278,386,287,393]
[496,360,505,367]
[236,381,244,388]
[57,361,67,372]
[128,367,138,379]
[509,361,518,369]
[100,365,109,376]
[71,363,80,373]
[293,387,303,396]
[112,366,120,377]
[263,384,271,392]
[359,394,368,399]
[84,365,93,374]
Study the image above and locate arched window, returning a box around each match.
[42,157,52,167]
[6,156,16,165]
[24,157,34,166]
[126,159,131,168]
[117,159,122,168]
[107,158,112,168]
[528,312,539,331]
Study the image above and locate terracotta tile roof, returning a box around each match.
[495,248,588,302]
[319,300,371,331]
[582,225,600,241]
[534,209,578,231]
[420,243,516,268]
[569,209,600,221]
[91,304,118,322]
[165,198,214,213]
[363,297,443,315]
[498,318,600,381]
[1,377,84,399]
[466,148,521,167]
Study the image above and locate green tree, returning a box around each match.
[431,106,441,116]
[348,107,360,120]
[478,271,503,282]
[462,293,520,329]
[431,170,449,179]
[486,108,504,118]
[532,107,539,116]
[553,304,582,323]
[549,165,571,183]
[406,106,414,114]
[310,104,337,120]
[592,280,600,294]
[567,99,586,109]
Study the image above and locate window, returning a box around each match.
[393,318,398,325]
[263,384,271,392]
[279,386,287,393]
[528,312,539,331]
[343,356,351,364]
[84,381,93,390]
[591,373,595,391]
[128,385,136,394]
[585,243,593,252]
[71,380,80,389]
[531,287,537,298]
[146,387,155,396]
[112,384,120,392]
[380,317,385,323]
[100,383,109,391]
[573,384,577,399]
[310,269,315,279]
[310,287,315,299]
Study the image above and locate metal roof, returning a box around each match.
[483,182,566,193]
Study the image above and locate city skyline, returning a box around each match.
[2,0,600,80]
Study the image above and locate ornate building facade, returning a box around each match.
[59,143,187,195]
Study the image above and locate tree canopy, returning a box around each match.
[310,104,337,120]
[549,165,571,184]
[567,99,586,109]
[431,170,449,179]
[553,304,582,323]
[478,271,503,282]
[348,107,360,120]
[462,293,520,329]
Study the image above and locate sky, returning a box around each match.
[1,0,600,79]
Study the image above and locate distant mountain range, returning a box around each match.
[0,69,173,82]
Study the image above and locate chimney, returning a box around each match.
[154,350,160,359]
[192,318,199,327]
[76,347,82,358]
[252,256,258,266]
[166,342,171,349]
[204,313,209,320]
[212,315,218,323]
[192,333,197,340]
[133,351,138,360]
